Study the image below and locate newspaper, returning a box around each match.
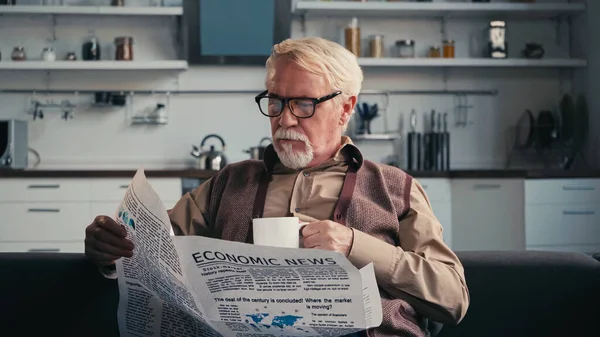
[114,168,382,337]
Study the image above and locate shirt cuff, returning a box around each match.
[347,228,398,284]
[98,264,118,280]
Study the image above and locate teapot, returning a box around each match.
[243,137,272,160]
[191,134,228,170]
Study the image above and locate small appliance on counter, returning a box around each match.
[191,134,228,171]
[244,137,272,160]
[0,119,28,170]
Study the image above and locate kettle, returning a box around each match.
[244,137,272,160]
[191,134,228,170]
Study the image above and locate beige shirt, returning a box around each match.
[169,137,470,325]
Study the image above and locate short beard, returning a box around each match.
[273,128,314,169]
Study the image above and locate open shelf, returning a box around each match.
[293,1,586,19]
[352,134,398,141]
[0,5,183,16]
[0,60,189,71]
[357,58,587,68]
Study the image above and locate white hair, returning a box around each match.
[265,37,364,131]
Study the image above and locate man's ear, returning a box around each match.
[340,95,357,126]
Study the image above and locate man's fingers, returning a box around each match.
[301,221,325,237]
[302,234,326,249]
[299,225,307,237]
[95,228,134,251]
[85,246,122,265]
[87,236,133,258]
[95,215,127,237]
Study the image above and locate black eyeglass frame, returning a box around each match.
[254,90,342,118]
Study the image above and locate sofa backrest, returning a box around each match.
[0,251,598,337]
[0,253,120,337]
[438,251,600,337]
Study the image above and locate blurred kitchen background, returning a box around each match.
[1,0,599,255]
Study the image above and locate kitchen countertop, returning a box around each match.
[1,169,599,179]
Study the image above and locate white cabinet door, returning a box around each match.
[525,179,600,205]
[417,178,452,248]
[451,179,525,251]
[0,178,90,202]
[90,200,180,221]
[0,177,182,253]
[0,241,84,253]
[89,177,182,221]
[526,205,600,251]
[525,178,600,254]
[0,202,91,242]
[89,178,182,202]
[90,202,122,220]
[417,178,451,202]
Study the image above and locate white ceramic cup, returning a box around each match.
[252,217,303,248]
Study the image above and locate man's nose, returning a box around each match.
[278,104,298,128]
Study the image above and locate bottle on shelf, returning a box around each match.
[345,17,360,57]
[443,40,455,58]
[82,31,101,61]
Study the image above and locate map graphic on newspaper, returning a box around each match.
[114,168,383,337]
[246,312,302,329]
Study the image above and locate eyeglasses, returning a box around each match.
[254,90,342,119]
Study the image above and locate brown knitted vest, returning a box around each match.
[206,159,426,337]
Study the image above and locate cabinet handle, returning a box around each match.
[27,184,60,189]
[473,184,501,190]
[563,210,596,216]
[27,208,60,213]
[28,248,60,252]
[119,185,129,189]
[562,186,596,191]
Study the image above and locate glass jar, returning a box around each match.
[368,34,384,58]
[428,46,441,58]
[82,34,101,61]
[115,36,134,61]
[344,17,360,57]
[41,47,56,61]
[395,40,415,58]
[443,39,455,58]
[11,46,26,61]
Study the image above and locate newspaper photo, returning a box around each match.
[114,168,382,337]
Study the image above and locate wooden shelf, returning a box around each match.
[358,58,587,68]
[293,1,586,19]
[0,61,189,71]
[0,5,183,16]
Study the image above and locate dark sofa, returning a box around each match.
[1,251,599,337]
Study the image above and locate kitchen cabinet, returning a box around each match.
[0,177,182,253]
[0,178,91,202]
[0,242,84,253]
[0,178,90,253]
[525,179,600,254]
[89,178,181,216]
[451,179,525,251]
[416,178,452,248]
[0,203,91,242]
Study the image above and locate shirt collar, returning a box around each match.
[263,136,363,173]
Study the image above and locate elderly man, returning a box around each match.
[85,37,469,337]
